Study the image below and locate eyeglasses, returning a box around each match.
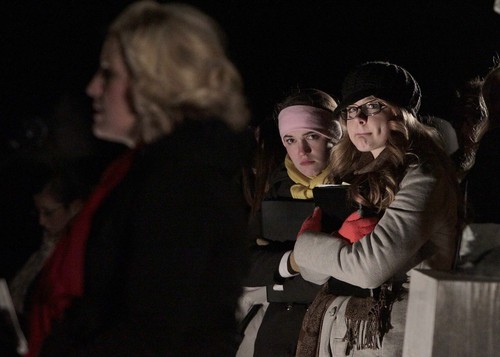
[340,101,387,120]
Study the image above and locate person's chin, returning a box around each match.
[300,168,321,177]
[353,143,371,153]
[92,122,104,135]
[93,126,114,142]
[93,128,135,147]
[92,126,118,142]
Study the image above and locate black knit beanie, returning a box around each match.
[334,61,422,116]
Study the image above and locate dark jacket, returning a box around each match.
[40,120,250,356]
[466,127,500,223]
[242,163,322,357]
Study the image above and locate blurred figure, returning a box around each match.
[25,2,250,356]
[0,158,101,357]
[0,116,51,283]
[458,61,500,275]
[449,76,488,183]
[420,115,459,156]
[9,159,100,316]
[466,61,500,223]
[0,100,125,286]
[0,156,42,283]
[242,116,287,219]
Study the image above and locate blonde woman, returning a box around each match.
[26,2,250,356]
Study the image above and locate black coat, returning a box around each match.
[40,120,251,356]
[467,127,500,223]
[242,163,322,357]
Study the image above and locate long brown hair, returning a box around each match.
[329,105,458,212]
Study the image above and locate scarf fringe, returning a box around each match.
[343,283,397,354]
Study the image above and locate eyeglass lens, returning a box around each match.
[342,102,384,119]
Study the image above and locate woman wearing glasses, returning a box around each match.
[288,61,461,356]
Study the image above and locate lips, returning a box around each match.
[300,160,315,166]
[91,105,104,121]
[91,102,103,113]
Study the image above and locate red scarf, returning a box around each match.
[26,149,136,357]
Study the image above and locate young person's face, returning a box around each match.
[86,38,137,147]
[283,130,330,177]
[345,96,393,158]
[34,188,80,238]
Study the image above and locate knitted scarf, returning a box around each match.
[295,210,383,356]
[285,155,330,199]
[25,148,136,357]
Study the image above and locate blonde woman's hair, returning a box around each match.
[108,0,250,143]
[329,104,454,211]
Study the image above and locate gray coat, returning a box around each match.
[294,163,459,356]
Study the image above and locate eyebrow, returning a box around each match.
[348,99,377,107]
[284,131,319,138]
[349,96,381,107]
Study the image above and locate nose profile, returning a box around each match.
[86,72,102,98]
[38,214,48,230]
[298,139,311,155]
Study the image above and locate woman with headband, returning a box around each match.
[238,88,341,357]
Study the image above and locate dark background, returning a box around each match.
[0,0,498,286]
[1,0,499,134]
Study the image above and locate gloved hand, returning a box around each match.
[337,211,379,243]
[296,206,322,239]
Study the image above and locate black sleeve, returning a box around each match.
[466,130,500,223]
[41,163,248,356]
[242,240,295,286]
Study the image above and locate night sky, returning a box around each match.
[1,0,499,133]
